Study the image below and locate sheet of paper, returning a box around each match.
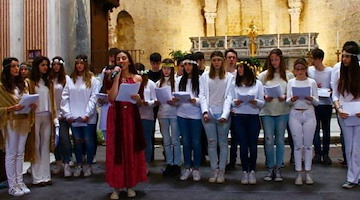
[115,82,141,104]
[236,93,255,104]
[71,117,87,127]
[342,102,360,116]
[96,93,108,101]
[292,86,311,99]
[155,86,172,104]
[318,88,331,97]
[173,91,191,104]
[15,94,39,114]
[264,84,282,98]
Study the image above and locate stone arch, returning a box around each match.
[116,11,135,50]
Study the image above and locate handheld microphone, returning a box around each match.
[111,65,122,79]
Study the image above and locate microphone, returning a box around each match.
[111,65,122,79]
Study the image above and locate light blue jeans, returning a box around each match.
[202,114,231,171]
[142,119,154,164]
[158,118,181,166]
[261,114,289,168]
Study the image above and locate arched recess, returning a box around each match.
[116,11,135,50]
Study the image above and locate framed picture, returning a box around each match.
[28,50,41,60]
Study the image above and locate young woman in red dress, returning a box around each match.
[105,50,147,199]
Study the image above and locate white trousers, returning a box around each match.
[4,124,29,188]
[31,113,51,184]
[289,109,316,171]
[339,118,360,183]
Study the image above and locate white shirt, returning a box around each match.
[138,80,156,120]
[231,80,265,115]
[156,77,177,119]
[35,78,50,114]
[307,66,332,105]
[175,77,202,119]
[286,78,319,110]
[53,75,71,118]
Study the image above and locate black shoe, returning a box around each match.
[290,155,295,165]
[323,155,332,165]
[226,163,235,170]
[312,154,322,164]
[162,164,173,176]
[171,165,181,176]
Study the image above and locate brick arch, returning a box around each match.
[116,11,135,50]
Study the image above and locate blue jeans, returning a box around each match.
[158,118,181,165]
[261,114,289,168]
[313,105,332,155]
[58,119,71,163]
[177,117,202,169]
[202,114,230,170]
[71,125,95,165]
[233,114,260,172]
[142,119,154,164]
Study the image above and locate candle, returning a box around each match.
[336,31,339,50]
[308,32,311,51]
[277,34,280,48]
[225,35,228,49]
[198,36,201,51]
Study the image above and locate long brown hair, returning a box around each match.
[264,49,287,82]
[1,57,26,94]
[51,56,67,86]
[337,41,360,99]
[159,58,175,92]
[70,55,93,88]
[209,51,226,79]
[29,56,52,87]
[235,59,256,87]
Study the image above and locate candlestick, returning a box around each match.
[308,32,311,51]
[198,36,201,51]
[225,35,227,49]
[277,34,280,48]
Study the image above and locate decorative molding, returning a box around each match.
[0,0,10,61]
[204,12,217,24]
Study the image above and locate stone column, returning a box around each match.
[288,0,302,33]
[204,12,217,36]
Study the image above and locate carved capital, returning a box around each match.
[288,0,303,9]
[204,12,217,24]
[288,7,301,17]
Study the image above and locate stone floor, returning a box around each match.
[0,144,358,200]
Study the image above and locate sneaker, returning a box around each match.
[208,169,218,183]
[127,188,136,198]
[110,189,119,200]
[92,157,97,164]
[51,162,63,175]
[192,170,201,182]
[323,155,332,165]
[241,171,249,184]
[83,164,93,177]
[18,183,30,194]
[8,186,24,197]
[274,167,283,182]
[162,164,173,177]
[264,168,274,181]
[305,172,314,185]
[64,163,72,177]
[342,181,356,189]
[73,166,82,177]
[295,172,303,185]
[226,162,236,170]
[180,168,192,181]
[248,171,257,185]
[172,165,181,176]
[27,166,32,175]
[216,170,225,183]
[312,154,322,164]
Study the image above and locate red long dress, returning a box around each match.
[105,78,147,189]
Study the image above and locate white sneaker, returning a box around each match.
[73,166,82,177]
[295,172,303,185]
[18,183,30,194]
[110,189,119,200]
[305,172,314,185]
[83,164,93,177]
[216,170,225,183]
[241,171,249,184]
[26,166,32,175]
[8,186,24,197]
[64,163,72,177]
[192,170,201,181]
[263,168,273,181]
[127,188,136,198]
[248,171,257,185]
[208,169,218,183]
[180,169,192,181]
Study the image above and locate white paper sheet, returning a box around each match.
[236,93,255,104]
[15,94,39,114]
[71,117,87,127]
[155,86,172,104]
[264,84,282,98]
[115,82,141,104]
[342,102,360,116]
[292,86,311,99]
[173,92,191,104]
[318,88,331,97]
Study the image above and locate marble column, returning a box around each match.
[204,12,217,36]
[9,0,24,60]
[288,7,301,33]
